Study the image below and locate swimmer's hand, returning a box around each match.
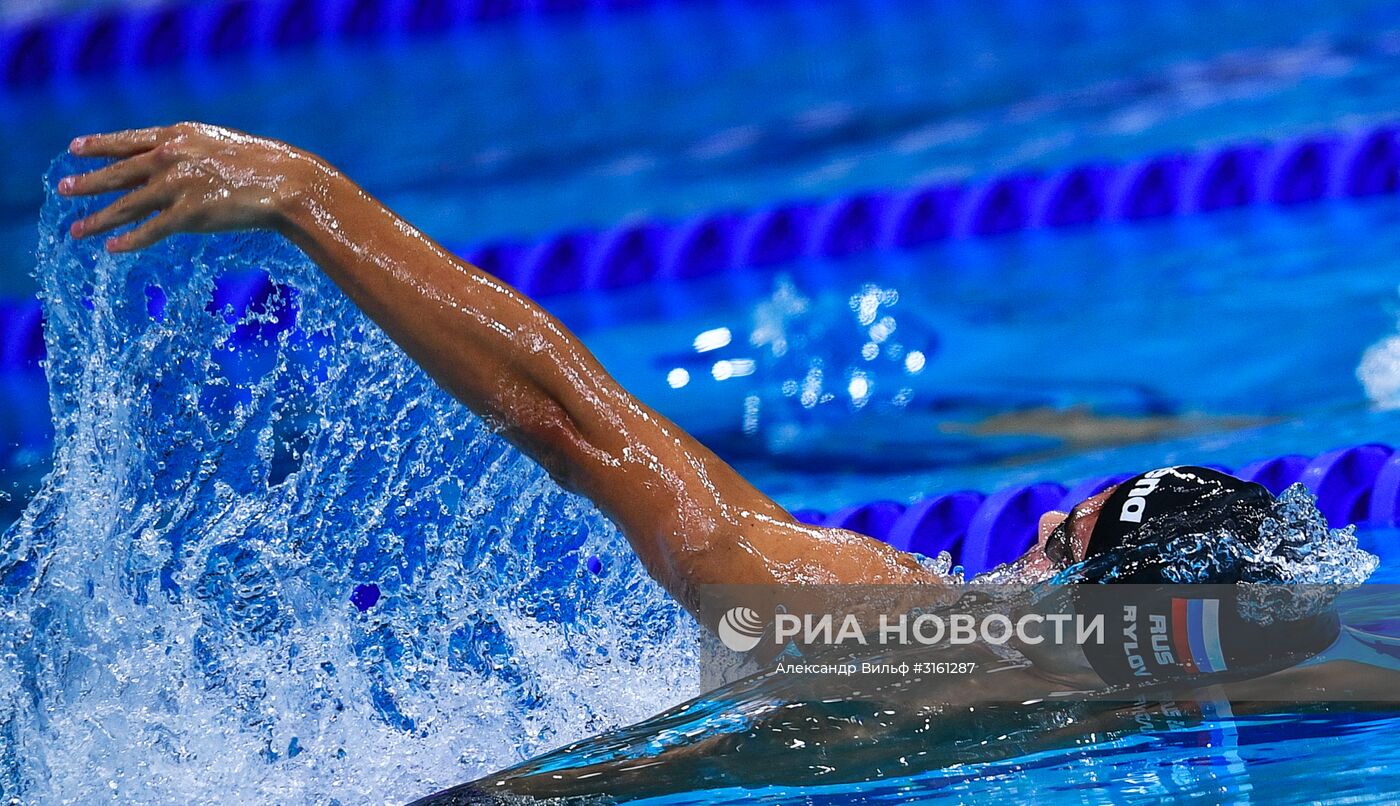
[60,122,327,252]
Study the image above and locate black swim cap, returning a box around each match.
[1083,466,1273,581]
[1072,466,1340,686]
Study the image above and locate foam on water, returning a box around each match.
[973,482,1378,595]
[1051,483,1378,598]
[0,157,697,804]
[1359,286,1400,410]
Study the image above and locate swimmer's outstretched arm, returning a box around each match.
[59,122,944,624]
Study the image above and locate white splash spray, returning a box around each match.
[0,157,697,804]
[1359,296,1400,410]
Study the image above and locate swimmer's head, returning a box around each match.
[1021,467,1343,684]
[985,467,1350,685]
[1023,466,1276,581]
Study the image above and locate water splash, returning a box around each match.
[974,482,1378,595]
[1047,483,1377,626]
[743,276,939,458]
[0,157,696,804]
[1359,289,1400,410]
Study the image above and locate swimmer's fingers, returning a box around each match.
[105,206,185,253]
[58,151,158,198]
[71,185,170,239]
[68,126,167,159]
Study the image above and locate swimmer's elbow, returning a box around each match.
[492,394,597,496]
[665,523,773,590]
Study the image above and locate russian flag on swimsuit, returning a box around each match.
[1171,597,1228,674]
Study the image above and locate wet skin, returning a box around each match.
[64,125,1400,802]
[59,123,1100,630]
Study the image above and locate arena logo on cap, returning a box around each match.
[1120,467,1175,524]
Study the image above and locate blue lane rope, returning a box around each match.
[465,126,1400,298]
[578,442,1399,583]
[3,122,1399,371]
[784,443,1399,577]
[1,0,675,89]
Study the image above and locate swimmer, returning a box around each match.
[56,124,1378,691]
[56,121,964,617]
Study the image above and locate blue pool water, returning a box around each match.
[3,0,1400,803]
[7,0,1400,296]
[562,195,1400,511]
